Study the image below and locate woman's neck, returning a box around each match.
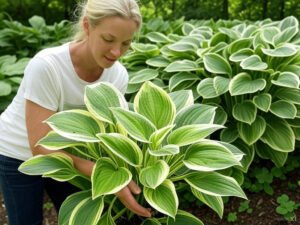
[69,41,104,82]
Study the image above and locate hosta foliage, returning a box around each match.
[19,81,246,224]
[0,15,72,112]
[122,16,300,170]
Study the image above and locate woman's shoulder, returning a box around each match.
[34,42,69,59]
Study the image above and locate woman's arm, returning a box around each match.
[25,99,151,217]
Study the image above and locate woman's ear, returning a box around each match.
[83,16,89,36]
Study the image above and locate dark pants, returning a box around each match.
[0,154,80,225]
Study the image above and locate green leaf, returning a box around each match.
[0,81,12,96]
[275,88,300,104]
[214,76,230,95]
[272,72,300,88]
[203,53,232,76]
[131,43,160,56]
[141,218,162,225]
[140,160,169,189]
[165,60,199,72]
[260,115,295,152]
[169,72,199,91]
[197,78,219,99]
[232,101,257,124]
[214,105,228,125]
[185,172,246,199]
[270,100,297,119]
[218,27,240,40]
[146,32,171,43]
[29,15,46,30]
[229,72,266,96]
[169,90,194,112]
[134,81,176,129]
[19,153,74,176]
[148,144,179,157]
[146,56,171,68]
[262,44,298,57]
[58,190,91,225]
[253,93,272,112]
[129,68,159,84]
[144,180,178,218]
[182,23,195,35]
[191,188,223,218]
[2,58,30,76]
[240,55,268,71]
[233,140,254,173]
[37,131,83,150]
[46,110,104,142]
[149,125,175,150]
[217,141,245,162]
[279,16,299,31]
[237,116,266,145]
[168,124,223,146]
[167,210,204,225]
[256,142,288,167]
[175,104,217,128]
[92,158,131,198]
[229,48,254,62]
[273,26,299,46]
[110,107,156,143]
[260,27,280,45]
[97,133,143,166]
[227,38,253,54]
[183,140,240,171]
[220,126,239,143]
[97,212,116,225]
[126,82,142,94]
[168,42,197,53]
[69,195,104,225]
[85,82,127,124]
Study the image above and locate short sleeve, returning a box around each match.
[119,65,129,95]
[23,57,60,111]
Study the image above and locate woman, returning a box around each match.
[0,0,151,224]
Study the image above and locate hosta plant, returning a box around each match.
[19,81,246,225]
[122,16,300,171]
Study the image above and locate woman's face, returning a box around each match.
[84,16,138,68]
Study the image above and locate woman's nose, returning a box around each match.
[110,47,121,58]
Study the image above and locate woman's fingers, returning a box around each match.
[128,180,141,194]
[116,186,151,217]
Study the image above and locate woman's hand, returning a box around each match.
[116,180,151,217]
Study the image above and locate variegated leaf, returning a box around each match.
[140,160,169,188]
[232,101,257,125]
[168,124,224,146]
[229,72,266,96]
[46,110,104,142]
[185,172,246,199]
[144,180,178,218]
[134,81,176,129]
[85,82,127,124]
[183,140,240,171]
[110,107,156,143]
[97,133,143,166]
[237,116,266,145]
[92,158,132,198]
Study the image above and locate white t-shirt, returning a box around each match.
[0,43,128,161]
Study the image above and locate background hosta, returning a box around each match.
[19,81,246,225]
[122,16,300,172]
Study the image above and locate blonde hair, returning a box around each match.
[72,0,142,41]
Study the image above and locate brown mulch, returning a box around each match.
[0,169,299,225]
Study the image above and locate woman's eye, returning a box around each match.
[103,37,113,42]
